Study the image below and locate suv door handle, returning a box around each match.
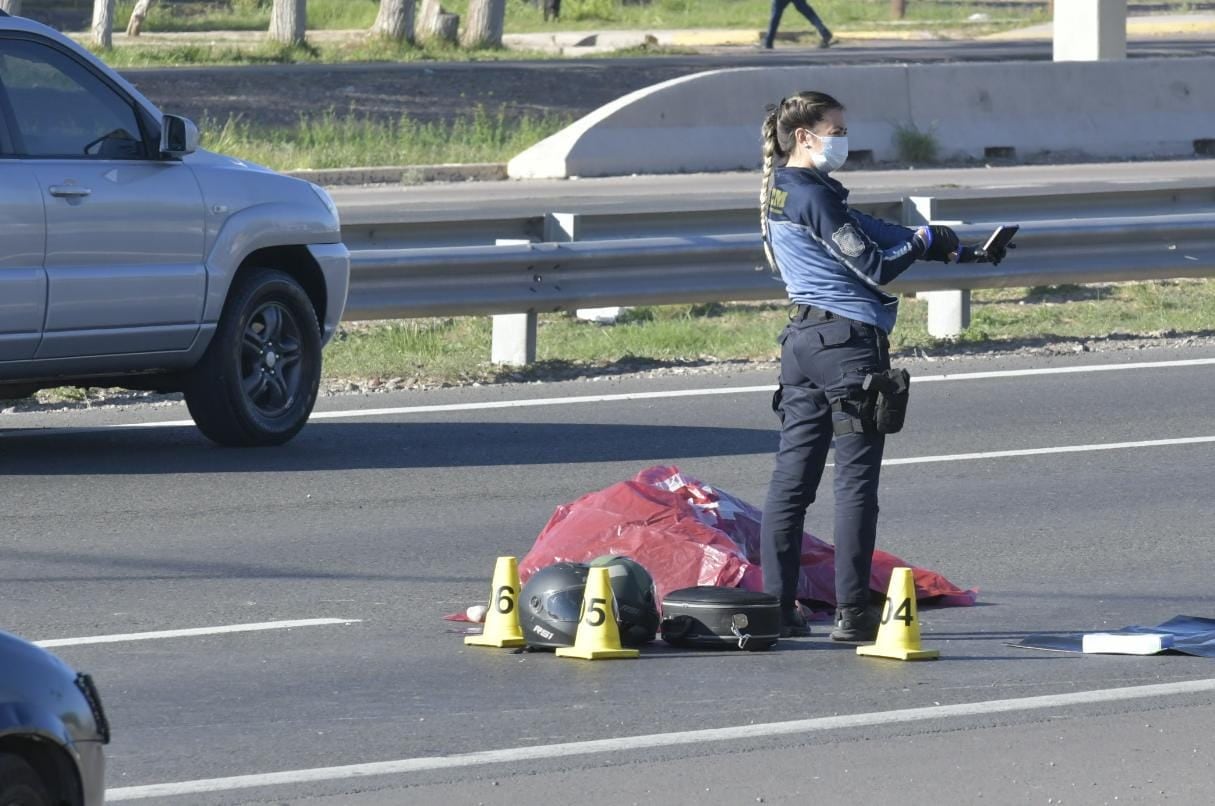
[49,185,92,198]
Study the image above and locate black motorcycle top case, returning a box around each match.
[660,586,781,651]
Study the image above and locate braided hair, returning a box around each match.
[760,91,844,272]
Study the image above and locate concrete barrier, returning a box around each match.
[908,58,1215,161]
[507,65,912,179]
[508,58,1215,179]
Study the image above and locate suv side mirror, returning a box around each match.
[160,114,199,158]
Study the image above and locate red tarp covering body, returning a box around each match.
[519,466,976,610]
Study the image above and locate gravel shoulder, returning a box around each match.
[6,329,1214,416]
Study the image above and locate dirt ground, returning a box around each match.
[121,60,713,128]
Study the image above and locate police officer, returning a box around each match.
[757,91,1008,641]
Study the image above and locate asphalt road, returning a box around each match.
[330,159,1215,249]
[330,159,1215,222]
[119,38,1215,129]
[2,344,1214,803]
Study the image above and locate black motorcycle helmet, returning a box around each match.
[589,555,659,646]
[520,562,590,650]
[521,558,660,650]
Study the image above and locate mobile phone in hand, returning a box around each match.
[984,225,1020,254]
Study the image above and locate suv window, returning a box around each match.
[0,37,148,160]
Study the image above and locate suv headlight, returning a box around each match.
[309,183,340,227]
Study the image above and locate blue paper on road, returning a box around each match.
[1011,616,1215,657]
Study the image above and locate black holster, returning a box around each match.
[864,368,911,434]
[831,368,912,436]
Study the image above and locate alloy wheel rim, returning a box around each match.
[240,302,305,418]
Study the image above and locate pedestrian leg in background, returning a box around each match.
[765,0,834,48]
[763,0,792,49]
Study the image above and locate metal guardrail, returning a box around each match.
[345,212,1215,319]
[340,184,1215,357]
[339,181,1215,251]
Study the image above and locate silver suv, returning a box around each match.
[0,12,349,446]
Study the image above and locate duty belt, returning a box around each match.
[791,304,836,322]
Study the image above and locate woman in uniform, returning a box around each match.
[757,91,1007,641]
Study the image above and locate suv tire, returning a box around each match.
[0,753,52,806]
[185,268,322,447]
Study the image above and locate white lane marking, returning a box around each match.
[95,356,1215,428]
[110,386,778,428]
[1,356,1211,435]
[913,356,1215,383]
[35,618,361,648]
[107,676,1215,800]
[880,435,1215,467]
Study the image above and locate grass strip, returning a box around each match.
[85,0,1043,66]
[115,0,381,32]
[90,39,568,68]
[320,279,1215,387]
[114,0,1045,35]
[200,108,572,171]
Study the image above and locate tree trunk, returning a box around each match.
[373,0,415,43]
[0,1,23,16]
[92,0,116,49]
[126,0,155,36]
[460,0,505,48]
[891,0,906,20]
[269,0,307,47]
[417,0,439,38]
[417,0,459,44]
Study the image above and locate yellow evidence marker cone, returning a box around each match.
[857,567,940,661]
[465,556,526,648]
[556,566,640,660]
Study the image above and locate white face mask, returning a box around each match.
[808,132,849,173]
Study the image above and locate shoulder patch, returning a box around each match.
[831,223,867,258]
[769,188,788,216]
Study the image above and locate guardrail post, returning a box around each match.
[491,238,538,366]
[922,291,971,340]
[903,195,971,339]
[547,212,625,323]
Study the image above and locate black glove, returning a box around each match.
[914,225,960,263]
[956,241,1015,266]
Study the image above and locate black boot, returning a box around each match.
[830,605,879,642]
[780,608,812,638]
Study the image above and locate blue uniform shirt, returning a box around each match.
[767,166,924,333]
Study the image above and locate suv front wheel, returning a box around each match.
[185,269,322,447]
[0,753,52,806]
